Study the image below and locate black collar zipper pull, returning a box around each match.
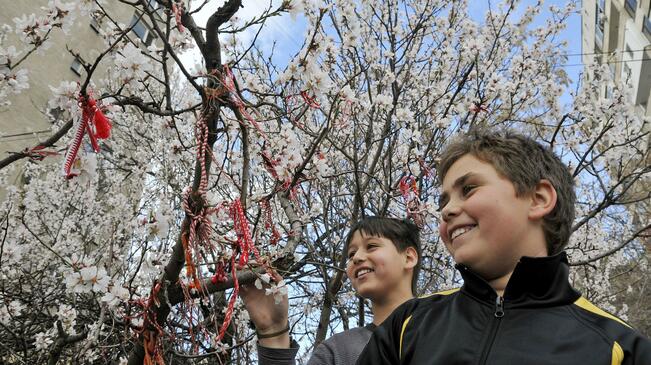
[495,296,504,318]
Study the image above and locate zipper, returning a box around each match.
[478,296,504,364]
[494,296,504,318]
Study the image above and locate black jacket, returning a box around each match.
[356,253,651,364]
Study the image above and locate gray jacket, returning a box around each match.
[258,324,375,365]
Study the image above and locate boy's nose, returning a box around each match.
[441,201,460,222]
[349,251,366,265]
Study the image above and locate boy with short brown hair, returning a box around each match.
[356,130,651,364]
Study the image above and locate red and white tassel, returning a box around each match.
[62,116,87,179]
[62,94,112,179]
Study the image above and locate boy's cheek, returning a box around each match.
[438,221,449,243]
[344,267,354,281]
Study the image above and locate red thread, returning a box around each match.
[221,65,267,139]
[62,93,111,179]
[261,151,279,179]
[300,90,321,108]
[172,2,185,33]
[261,199,281,245]
[399,175,424,226]
[211,261,227,284]
[469,102,488,114]
[284,89,322,129]
[93,106,111,139]
[230,199,261,268]
[216,256,239,341]
[23,145,59,161]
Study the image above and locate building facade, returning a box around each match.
[0,1,160,171]
[582,0,651,116]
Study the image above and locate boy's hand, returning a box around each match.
[240,270,290,348]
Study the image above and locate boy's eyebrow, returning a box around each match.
[438,173,476,208]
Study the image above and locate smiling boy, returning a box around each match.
[241,216,421,365]
[356,130,651,364]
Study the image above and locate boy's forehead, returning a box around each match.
[441,155,488,186]
[352,230,382,240]
[347,231,384,247]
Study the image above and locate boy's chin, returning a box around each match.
[356,287,379,301]
[450,249,476,266]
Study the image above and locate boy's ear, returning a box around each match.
[528,179,557,220]
[403,247,418,269]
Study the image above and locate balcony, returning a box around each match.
[625,0,637,17]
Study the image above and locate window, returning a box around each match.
[625,0,637,17]
[70,57,84,76]
[595,3,605,51]
[48,107,64,123]
[146,0,160,12]
[130,14,154,45]
[644,5,651,36]
[90,14,103,33]
[626,44,634,56]
[623,64,632,81]
[606,65,615,97]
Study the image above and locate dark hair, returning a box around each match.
[437,129,576,254]
[344,217,421,295]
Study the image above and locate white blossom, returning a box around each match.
[265,280,288,305]
[101,285,130,308]
[34,332,53,351]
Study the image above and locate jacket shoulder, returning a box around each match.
[419,287,461,300]
[310,327,372,362]
[570,296,651,364]
[571,296,632,331]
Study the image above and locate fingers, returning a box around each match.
[270,270,283,283]
[239,283,253,301]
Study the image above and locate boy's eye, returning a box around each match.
[437,202,446,212]
[461,185,476,196]
[347,251,356,259]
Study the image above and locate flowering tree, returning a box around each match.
[0,0,649,363]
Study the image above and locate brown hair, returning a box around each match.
[437,130,576,255]
[344,217,422,295]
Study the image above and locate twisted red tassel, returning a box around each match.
[62,118,86,179]
[62,94,111,179]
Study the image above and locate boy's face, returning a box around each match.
[345,231,414,301]
[438,154,542,281]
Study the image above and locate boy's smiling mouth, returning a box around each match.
[355,268,374,278]
[449,225,477,242]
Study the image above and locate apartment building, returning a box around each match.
[583,0,651,257]
[582,0,651,115]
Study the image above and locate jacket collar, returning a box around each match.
[456,252,581,308]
